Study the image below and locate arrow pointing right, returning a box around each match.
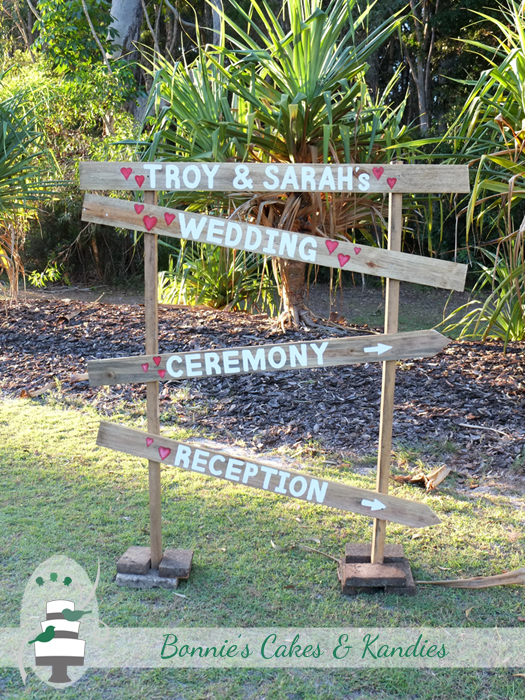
[363,343,393,355]
[361,498,386,512]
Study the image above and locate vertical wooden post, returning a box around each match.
[144,190,162,569]
[371,187,403,565]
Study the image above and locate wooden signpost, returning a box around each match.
[82,193,467,291]
[87,330,450,386]
[79,159,469,595]
[97,422,441,529]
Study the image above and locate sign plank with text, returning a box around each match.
[87,330,450,386]
[81,194,467,291]
[80,162,470,194]
[97,422,441,529]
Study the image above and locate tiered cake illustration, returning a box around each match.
[34,599,85,683]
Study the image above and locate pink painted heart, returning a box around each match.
[159,446,171,461]
[146,437,154,447]
[120,167,133,181]
[135,175,145,187]
[141,363,149,373]
[337,253,350,268]
[372,166,384,180]
[387,177,397,189]
[158,369,166,379]
[325,240,339,255]
[354,246,362,255]
[143,215,157,232]
[134,204,144,214]
[153,356,161,366]
[164,212,175,226]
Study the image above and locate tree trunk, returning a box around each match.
[277,258,308,326]
[110,0,144,58]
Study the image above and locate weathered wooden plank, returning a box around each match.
[79,161,470,194]
[372,189,402,565]
[87,330,450,387]
[97,422,441,529]
[81,194,467,291]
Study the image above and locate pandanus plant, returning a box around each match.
[143,0,413,325]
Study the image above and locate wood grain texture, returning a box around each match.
[81,193,467,291]
[372,190,403,565]
[97,421,441,529]
[87,330,451,387]
[79,161,470,194]
[144,190,162,570]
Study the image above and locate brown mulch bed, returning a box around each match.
[1,299,524,474]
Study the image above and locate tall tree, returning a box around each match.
[110,0,143,57]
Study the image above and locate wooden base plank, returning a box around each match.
[339,543,416,595]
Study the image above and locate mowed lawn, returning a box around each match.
[0,396,524,699]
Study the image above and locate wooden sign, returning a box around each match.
[81,194,467,291]
[87,330,450,386]
[97,422,441,529]
[80,162,470,194]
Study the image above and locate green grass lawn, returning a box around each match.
[1,395,524,699]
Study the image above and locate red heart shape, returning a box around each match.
[135,175,145,187]
[338,253,350,268]
[159,446,171,461]
[387,177,397,189]
[158,369,166,379]
[146,437,154,447]
[141,363,149,373]
[354,247,362,255]
[134,204,144,214]
[325,240,339,255]
[164,213,175,226]
[153,356,161,366]
[143,215,157,232]
[121,167,133,181]
[372,167,384,180]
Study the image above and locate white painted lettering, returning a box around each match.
[268,346,287,369]
[208,454,225,476]
[223,350,240,374]
[307,479,328,503]
[143,163,162,188]
[206,219,225,245]
[289,344,307,367]
[201,163,220,188]
[301,166,316,190]
[204,352,222,375]
[337,166,353,191]
[242,348,266,372]
[310,341,328,365]
[275,470,291,494]
[242,462,258,483]
[165,164,180,189]
[225,221,243,247]
[262,228,280,255]
[289,475,307,497]
[186,353,203,377]
[318,166,336,190]
[263,165,280,190]
[245,225,262,251]
[260,465,278,490]
[358,172,370,191]
[225,458,244,482]
[174,444,191,469]
[298,236,317,262]
[178,213,207,240]
[182,165,201,188]
[280,166,299,190]
[278,230,298,258]
[166,354,183,378]
[192,449,209,473]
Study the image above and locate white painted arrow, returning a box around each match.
[363,343,393,355]
[361,498,386,511]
